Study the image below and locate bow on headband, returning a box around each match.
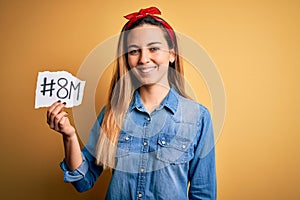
[124,7,175,41]
[124,7,161,22]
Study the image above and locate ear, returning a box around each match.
[169,49,175,63]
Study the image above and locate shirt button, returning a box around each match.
[125,136,130,141]
[182,144,186,149]
[161,140,166,145]
[146,117,151,121]
[138,193,143,198]
[143,141,148,146]
[140,168,145,173]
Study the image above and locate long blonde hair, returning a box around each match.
[95,16,188,169]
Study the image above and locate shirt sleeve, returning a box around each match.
[59,107,106,192]
[188,106,217,200]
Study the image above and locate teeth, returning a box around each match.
[139,66,156,73]
[141,68,153,73]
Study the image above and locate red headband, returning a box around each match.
[124,7,175,41]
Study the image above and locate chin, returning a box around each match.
[137,79,157,86]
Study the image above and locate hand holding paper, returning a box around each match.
[46,101,76,136]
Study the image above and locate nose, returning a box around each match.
[138,48,150,64]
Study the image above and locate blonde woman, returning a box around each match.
[47,7,216,200]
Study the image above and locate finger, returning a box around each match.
[48,102,63,128]
[49,103,66,129]
[58,116,67,130]
[47,101,61,123]
[58,116,74,135]
[59,116,74,135]
[54,111,68,131]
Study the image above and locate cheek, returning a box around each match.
[127,56,137,68]
[157,53,171,64]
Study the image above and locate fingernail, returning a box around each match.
[63,102,67,105]
[57,100,61,103]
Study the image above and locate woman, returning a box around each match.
[47,7,216,200]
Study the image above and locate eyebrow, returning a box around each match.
[128,42,162,49]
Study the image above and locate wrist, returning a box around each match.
[62,132,77,141]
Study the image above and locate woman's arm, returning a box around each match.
[62,134,82,171]
[47,102,105,192]
[188,107,217,200]
[47,101,82,171]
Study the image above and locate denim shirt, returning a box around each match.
[60,88,216,200]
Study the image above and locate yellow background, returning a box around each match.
[1,0,299,199]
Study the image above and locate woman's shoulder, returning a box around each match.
[177,93,210,115]
[174,93,211,124]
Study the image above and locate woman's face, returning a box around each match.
[126,24,175,87]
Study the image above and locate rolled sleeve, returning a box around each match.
[59,147,103,192]
[60,152,89,183]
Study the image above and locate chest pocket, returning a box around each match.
[115,131,132,157]
[156,133,194,164]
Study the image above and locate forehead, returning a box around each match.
[126,24,167,46]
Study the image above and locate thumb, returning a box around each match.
[59,116,75,135]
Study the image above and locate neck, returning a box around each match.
[139,84,170,113]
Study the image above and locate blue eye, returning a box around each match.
[128,49,139,55]
[150,47,159,52]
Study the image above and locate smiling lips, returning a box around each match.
[136,65,158,74]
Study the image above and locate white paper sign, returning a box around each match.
[35,71,85,108]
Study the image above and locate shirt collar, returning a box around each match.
[129,87,179,114]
